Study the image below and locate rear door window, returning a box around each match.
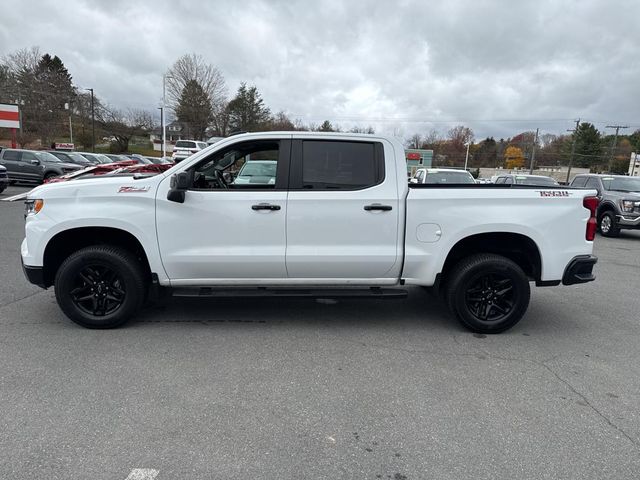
[571,177,588,187]
[296,141,383,190]
[2,150,21,161]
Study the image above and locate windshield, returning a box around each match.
[34,151,61,162]
[602,176,640,192]
[514,176,558,186]
[238,161,277,177]
[424,171,475,184]
[68,153,91,164]
[175,141,196,149]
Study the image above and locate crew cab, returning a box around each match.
[21,132,599,333]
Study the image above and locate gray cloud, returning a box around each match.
[1,0,639,139]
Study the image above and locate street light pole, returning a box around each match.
[464,142,470,170]
[162,74,167,159]
[529,128,539,174]
[86,88,95,152]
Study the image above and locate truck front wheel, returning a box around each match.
[54,245,147,329]
[598,211,620,237]
[445,254,530,334]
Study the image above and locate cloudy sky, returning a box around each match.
[1,0,639,140]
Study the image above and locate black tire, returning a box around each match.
[598,211,620,237]
[44,172,58,181]
[445,254,530,334]
[54,245,147,328]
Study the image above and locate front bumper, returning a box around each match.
[21,258,46,289]
[617,214,640,228]
[562,255,597,285]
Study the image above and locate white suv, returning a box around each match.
[171,140,208,163]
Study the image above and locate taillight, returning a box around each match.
[583,196,599,241]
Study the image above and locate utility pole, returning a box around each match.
[565,119,580,184]
[86,88,95,152]
[605,125,629,172]
[529,128,539,174]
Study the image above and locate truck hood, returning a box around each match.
[26,173,164,200]
[609,190,640,199]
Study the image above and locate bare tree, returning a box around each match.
[166,53,228,135]
[349,125,375,134]
[447,125,474,150]
[99,107,154,153]
[423,129,442,147]
[266,111,295,131]
[407,133,422,149]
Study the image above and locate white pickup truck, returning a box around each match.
[21,132,599,333]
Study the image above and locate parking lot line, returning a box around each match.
[125,469,159,480]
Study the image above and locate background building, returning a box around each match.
[405,149,433,176]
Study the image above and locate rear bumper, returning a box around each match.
[21,258,46,289]
[562,255,597,285]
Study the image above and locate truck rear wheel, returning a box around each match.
[54,245,147,329]
[445,254,530,334]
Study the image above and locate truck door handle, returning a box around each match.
[252,203,281,211]
[364,204,392,211]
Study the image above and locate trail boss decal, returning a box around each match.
[118,186,150,193]
[537,190,571,197]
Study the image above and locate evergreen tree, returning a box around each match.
[175,79,213,140]
[574,122,603,168]
[226,83,271,132]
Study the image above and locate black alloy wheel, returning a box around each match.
[464,273,515,323]
[445,254,530,333]
[55,245,147,328]
[70,264,126,316]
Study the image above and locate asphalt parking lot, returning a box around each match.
[1,185,639,480]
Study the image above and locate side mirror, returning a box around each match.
[31,159,41,165]
[167,171,190,203]
[409,178,419,184]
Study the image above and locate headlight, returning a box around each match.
[25,199,44,217]
[620,200,640,212]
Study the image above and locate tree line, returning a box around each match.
[407,122,640,174]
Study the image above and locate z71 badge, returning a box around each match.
[538,190,570,197]
[118,186,150,193]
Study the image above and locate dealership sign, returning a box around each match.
[0,103,20,129]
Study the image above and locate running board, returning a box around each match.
[171,286,408,299]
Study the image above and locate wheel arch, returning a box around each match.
[597,201,617,218]
[42,226,151,288]
[440,232,542,283]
